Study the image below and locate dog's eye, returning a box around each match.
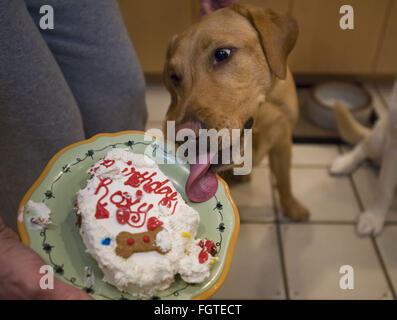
[214,48,231,63]
[244,117,254,130]
[170,74,181,87]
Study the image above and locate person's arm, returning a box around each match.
[200,0,240,15]
[0,218,92,300]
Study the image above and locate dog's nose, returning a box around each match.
[175,120,204,138]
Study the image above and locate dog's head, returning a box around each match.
[164,4,298,171]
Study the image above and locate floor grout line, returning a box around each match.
[279,220,356,225]
[255,162,336,169]
[342,145,397,300]
[269,171,290,300]
[371,238,397,300]
[240,219,397,226]
[291,164,333,169]
[239,219,275,225]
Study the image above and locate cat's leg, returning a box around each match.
[330,141,367,175]
[330,119,386,175]
[357,127,397,236]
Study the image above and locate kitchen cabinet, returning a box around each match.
[118,0,194,74]
[118,0,397,76]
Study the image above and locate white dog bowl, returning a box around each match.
[307,82,372,131]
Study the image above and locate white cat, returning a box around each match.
[330,79,397,236]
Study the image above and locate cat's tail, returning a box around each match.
[333,102,371,144]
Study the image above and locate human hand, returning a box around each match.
[0,218,93,300]
[199,0,240,15]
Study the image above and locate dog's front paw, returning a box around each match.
[329,154,356,176]
[282,198,310,222]
[357,211,385,237]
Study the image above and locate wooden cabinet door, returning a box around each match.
[289,0,389,74]
[118,0,394,76]
[118,0,195,74]
[375,0,397,75]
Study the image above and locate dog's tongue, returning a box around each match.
[186,151,218,202]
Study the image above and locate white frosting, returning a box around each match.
[24,200,52,229]
[76,148,216,296]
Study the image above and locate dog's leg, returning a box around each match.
[357,126,397,236]
[269,137,309,221]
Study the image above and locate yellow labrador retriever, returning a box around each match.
[163,4,309,221]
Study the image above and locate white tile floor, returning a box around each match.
[145,83,397,300]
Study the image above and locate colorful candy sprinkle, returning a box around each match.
[143,235,150,243]
[181,232,191,239]
[127,238,135,245]
[101,237,111,246]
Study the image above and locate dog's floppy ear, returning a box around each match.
[229,4,298,79]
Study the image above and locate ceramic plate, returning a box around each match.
[17,131,239,300]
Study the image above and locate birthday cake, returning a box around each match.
[76,148,217,296]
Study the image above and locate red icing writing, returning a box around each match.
[94,177,113,219]
[89,166,99,174]
[93,175,152,227]
[93,162,179,226]
[147,217,163,231]
[124,168,156,188]
[123,167,178,214]
[116,208,130,225]
[95,202,109,219]
[100,159,115,168]
[110,190,153,228]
